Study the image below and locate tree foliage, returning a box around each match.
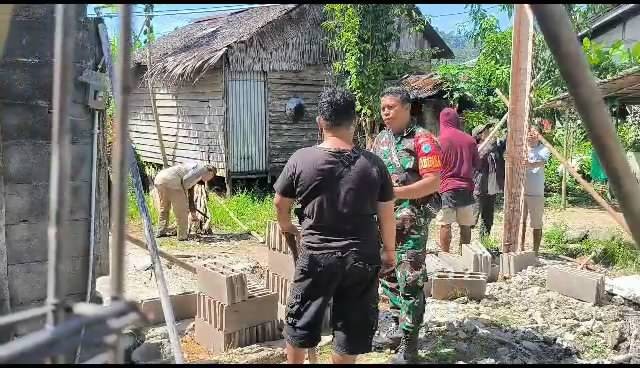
[437,4,640,132]
[322,4,434,143]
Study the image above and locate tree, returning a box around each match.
[322,4,432,145]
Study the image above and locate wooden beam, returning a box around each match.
[502,4,534,253]
[146,43,169,168]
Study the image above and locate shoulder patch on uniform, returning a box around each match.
[421,143,432,154]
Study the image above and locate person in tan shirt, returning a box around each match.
[154,163,216,240]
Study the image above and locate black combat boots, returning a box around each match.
[372,316,402,351]
[390,329,419,364]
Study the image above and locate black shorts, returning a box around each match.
[284,250,381,355]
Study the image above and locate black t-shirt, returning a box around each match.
[274,146,394,263]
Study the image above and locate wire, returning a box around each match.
[89,4,274,18]
[427,4,500,18]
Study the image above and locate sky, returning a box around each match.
[87,4,512,40]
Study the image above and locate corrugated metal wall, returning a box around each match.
[227,71,268,174]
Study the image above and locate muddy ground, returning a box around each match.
[118,206,638,364]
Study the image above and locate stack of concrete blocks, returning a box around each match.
[265,221,331,335]
[499,250,537,277]
[431,271,488,301]
[462,242,499,282]
[546,265,606,305]
[195,261,279,353]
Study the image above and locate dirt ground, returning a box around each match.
[121,205,636,364]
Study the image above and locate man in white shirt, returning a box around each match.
[524,126,550,254]
[154,163,217,240]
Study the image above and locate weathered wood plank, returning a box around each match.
[130,135,224,153]
[134,146,226,170]
[129,125,222,138]
[129,115,224,127]
[129,98,224,110]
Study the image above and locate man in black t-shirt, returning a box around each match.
[273,88,396,364]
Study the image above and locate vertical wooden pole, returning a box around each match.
[561,112,568,210]
[145,14,168,168]
[502,4,534,253]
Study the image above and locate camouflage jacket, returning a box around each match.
[371,124,442,215]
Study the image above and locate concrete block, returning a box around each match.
[2,142,92,184]
[197,261,248,305]
[267,249,295,282]
[196,284,277,332]
[137,292,197,325]
[437,252,466,272]
[431,271,487,301]
[0,102,93,142]
[4,182,91,225]
[6,219,90,264]
[500,251,537,276]
[425,253,454,274]
[462,242,492,274]
[8,257,88,306]
[265,221,301,255]
[12,4,55,21]
[546,265,605,305]
[195,318,279,353]
[488,264,499,283]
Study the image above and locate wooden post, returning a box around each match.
[561,113,568,210]
[144,14,168,168]
[502,4,534,253]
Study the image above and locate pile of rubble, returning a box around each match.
[375,258,639,364]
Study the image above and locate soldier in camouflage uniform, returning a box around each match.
[371,87,442,363]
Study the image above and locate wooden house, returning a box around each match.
[129,4,453,191]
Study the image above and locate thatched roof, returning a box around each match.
[134,4,302,84]
[135,4,454,85]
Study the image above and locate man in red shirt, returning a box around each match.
[437,108,480,252]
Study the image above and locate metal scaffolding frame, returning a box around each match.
[0,5,145,364]
[0,3,637,365]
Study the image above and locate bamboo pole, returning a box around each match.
[537,134,631,235]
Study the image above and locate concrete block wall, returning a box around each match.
[0,4,108,329]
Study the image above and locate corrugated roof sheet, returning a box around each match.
[538,66,640,110]
[400,73,445,99]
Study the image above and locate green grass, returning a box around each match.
[127,185,276,238]
[480,235,500,251]
[207,190,275,236]
[543,222,640,273]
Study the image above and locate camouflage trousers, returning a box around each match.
[380,232,428,334]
